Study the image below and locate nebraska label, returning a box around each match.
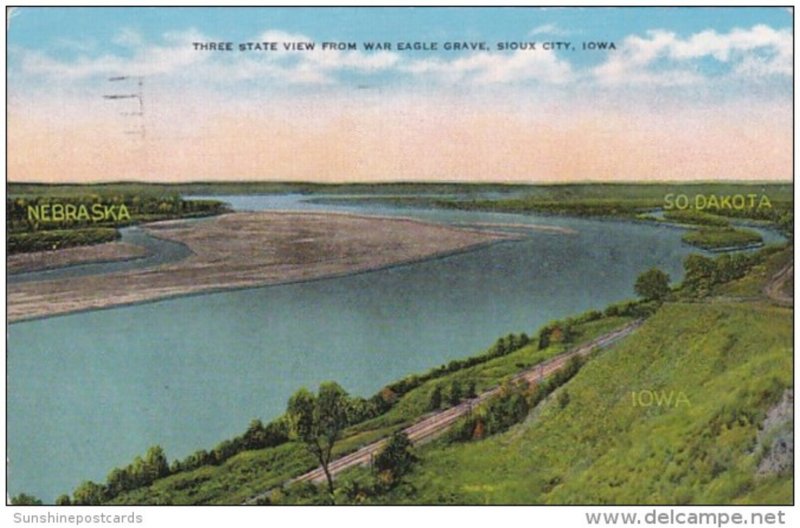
[27,203,132,223]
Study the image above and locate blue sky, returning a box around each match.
[9,7,791,54]
[6,7,793,183]
[8,6,792,91]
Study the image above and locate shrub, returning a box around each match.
[373,432,416,482]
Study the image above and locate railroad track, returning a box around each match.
[244,318,643,504]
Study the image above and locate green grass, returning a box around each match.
[7,227,120,253]
[371,301,792,505]
[662,210,731,227]
[681,227,763,250]
[106,443,316,505]
[734,476,793,505]
[780,271,793,297]
[715,246,793,298]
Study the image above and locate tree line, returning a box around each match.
[447,355,586,443]
[434,197,660,218]
[7,195,228,255]
[8,227,121,254]
[633,244,785,302]
[7,195,227,233]
[55,419,290,505]
[682,246,784,298]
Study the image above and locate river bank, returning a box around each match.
[7,241,148,274]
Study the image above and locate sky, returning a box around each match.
[6,6,794,183]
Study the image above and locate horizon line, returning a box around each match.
[6,179,794,187]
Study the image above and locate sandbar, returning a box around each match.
[8,212,518,322]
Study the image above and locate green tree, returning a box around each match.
[211,439,237,464]
[55,494,71,506]
[287,382,351,497]
[683,254,718,296]
[506,333,519,351]
[428,385,443,411]
[465,380,477,399]
[242,419,267,450]
[10,493,42,505]
[538,327,551,350]
[715,253,751,284]
[72,481,107,505]
[106,467,132,497]
[448,380,463,406]
[481,383,530,436]
[143,445,170,481]
[373,431,417,482]
[635,268,671,301]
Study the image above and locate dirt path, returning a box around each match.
[244,319,643,505]
[764,261,793,306]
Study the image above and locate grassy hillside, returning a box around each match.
[372,300,792,504]
[715,247,793,298]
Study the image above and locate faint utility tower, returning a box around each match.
[104,75,145,139]
[103,76,148,178]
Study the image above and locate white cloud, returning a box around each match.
[594,24,792,85]
[20,28,207,79]
[55,37,97,53]
[21,50,124,79]
[528,23,571,37]
[12,23,791,90]
[7,7,21,30]
[404,49,573,85]
[113,28,144,48]
[16,27,400,85]
[670,24,791,65]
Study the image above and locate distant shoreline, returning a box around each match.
[7,179,794,187]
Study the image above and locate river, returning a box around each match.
[6,194,785,501]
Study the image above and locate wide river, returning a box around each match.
[6,195,785,501]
